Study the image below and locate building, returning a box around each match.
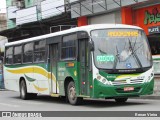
[0,13,7,31]
[0,13,7,55]
[0,13,7,89]
[0,0,77,42]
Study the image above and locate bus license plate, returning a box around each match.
[124,87,134,91]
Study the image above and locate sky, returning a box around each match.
[0,0,6,13]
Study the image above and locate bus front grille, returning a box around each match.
[111,79,144,86]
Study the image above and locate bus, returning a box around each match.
[4,24,154,105]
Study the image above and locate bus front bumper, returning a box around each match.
[92,79,154,99]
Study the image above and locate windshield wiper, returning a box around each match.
[98,48,107,55]
[113,46,120,70]
[128,39,143,69]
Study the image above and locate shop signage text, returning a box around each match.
[148,26,160,34]
[144,8,160,25]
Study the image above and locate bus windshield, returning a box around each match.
[91,29,152,71]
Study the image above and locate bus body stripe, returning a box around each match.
[6,66,58,88]
[24,74,36,82]
[6,66,55,80]
[33,84,48,91]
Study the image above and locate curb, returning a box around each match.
[133,96,160,100]
[0,89,7,91]
[140,96,160,100]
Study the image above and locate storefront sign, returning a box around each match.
[144,8,160,25]
[148,26,160,34]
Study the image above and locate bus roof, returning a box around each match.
[5,24,142,47]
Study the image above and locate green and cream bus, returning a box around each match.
[4,24,154,105]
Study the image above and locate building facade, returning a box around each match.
[0,0,77,42]
[0,13,7,89]
[0,13,7,31]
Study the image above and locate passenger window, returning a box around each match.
[14,46,22,64]
[61,34,76,60]
[23,43,33,63]
[34,40,46,62]
[5,47,13,64]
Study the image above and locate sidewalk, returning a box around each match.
[0,88,6,91]
[137,95,160,100]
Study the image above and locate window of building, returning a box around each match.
[14,46,22,64]
[34,40,46,62]
[61,34,77,60]
[23,42,33,63]
[5,47,13,64]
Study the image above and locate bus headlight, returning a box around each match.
[96,74,111,85]
[102,78,107,84]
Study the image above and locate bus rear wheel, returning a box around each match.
[115,98,128,103]
[20,80,37,100]
[20,80,29,100]
[67,81,82,105]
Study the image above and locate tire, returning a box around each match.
[20,80,30,100]
[115,98,128,103]
[67,81,83,105]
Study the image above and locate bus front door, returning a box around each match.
[50,44,58,94]
[79,39,89,96]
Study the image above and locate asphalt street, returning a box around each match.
[0,90,160,111]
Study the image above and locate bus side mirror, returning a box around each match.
[88,41,94,51]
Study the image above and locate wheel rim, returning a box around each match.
[69,86,76,101]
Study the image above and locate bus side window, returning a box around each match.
[5,47,13,64]
[61,34,77,60]
[14,45,22,64]
[34,40,46,62]
[23,43,33,63]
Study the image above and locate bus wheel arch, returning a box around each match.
[64,77,74,96]
[64,77,82,105]
[19,77,37,100]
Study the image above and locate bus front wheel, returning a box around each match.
[115,98,128,103]
[67,81,82,105]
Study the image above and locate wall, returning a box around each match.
[24,0,35,8]
[6,0,16,29]
[88,10,121,25]
[0,13,7,31]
